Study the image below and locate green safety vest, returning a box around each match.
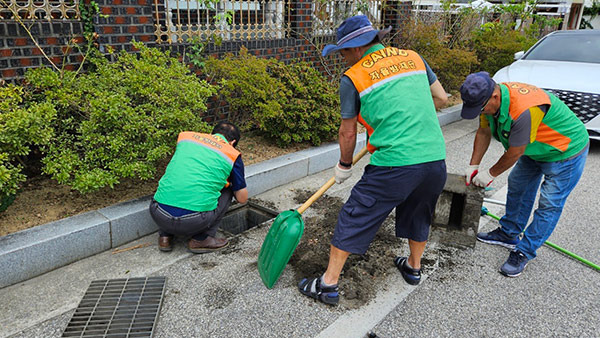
[154,132,240,212]
[344,44,445,166]
[486,83,588,162]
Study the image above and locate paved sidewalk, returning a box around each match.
[2,118,599,338]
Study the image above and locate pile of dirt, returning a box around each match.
[288,189,404,309]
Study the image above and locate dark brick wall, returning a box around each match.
[0,20,85,81]
[93,0,157,53]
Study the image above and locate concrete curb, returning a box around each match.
[0,105,462,289]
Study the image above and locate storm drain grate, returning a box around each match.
[545,89,600,124]
[62,277,167,338]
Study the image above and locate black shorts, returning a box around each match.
[331,160,447,254]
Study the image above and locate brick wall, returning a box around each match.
[93,0,156,54]
[0,20,85,81]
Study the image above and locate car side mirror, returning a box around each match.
[514,51,525,60]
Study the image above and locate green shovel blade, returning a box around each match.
[257,209,304,289]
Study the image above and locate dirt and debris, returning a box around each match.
[288,189,404,309]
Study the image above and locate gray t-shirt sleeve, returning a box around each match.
[509,104,549,147]
[420,56,437,85]
[339,55,437,119]
[340,75,360,119]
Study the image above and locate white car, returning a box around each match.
[493,30,600,140]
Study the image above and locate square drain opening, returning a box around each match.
[220,201,278,235]
[62,277,166,338]
[448,193,466,229]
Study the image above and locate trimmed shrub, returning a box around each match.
[468,22,537,75]
[203,48,289,131]
[204,48,340,146]
[24,42,215,193]
[262,60,340,146]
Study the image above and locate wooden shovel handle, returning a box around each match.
[297,146,369,215]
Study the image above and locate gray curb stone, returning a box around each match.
[0,105,461,289]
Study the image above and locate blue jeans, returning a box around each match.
[500,147,588,260]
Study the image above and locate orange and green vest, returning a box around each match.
[344,45,446,166]
[486,83,588,162]
[154,132,240,212]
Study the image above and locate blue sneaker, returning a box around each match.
[477,227,520,249]
[500,250,529,277]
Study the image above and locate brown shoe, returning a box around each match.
[158,235,173,252]
[188,236,229,254]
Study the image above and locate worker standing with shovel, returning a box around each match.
[297,15,449,305]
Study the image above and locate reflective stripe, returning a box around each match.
[337,26,375,45]
[359,70,426,98]
[177,132,240,165]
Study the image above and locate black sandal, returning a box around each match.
[394,256,421,285]
[298,277,339,305]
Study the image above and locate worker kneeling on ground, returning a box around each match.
[149,121,248,253]
[461,72,589,277]
[298,15,449,306]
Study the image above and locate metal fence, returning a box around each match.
[154,0,290,43]
[0,0,80,21]
[311,0,385,37]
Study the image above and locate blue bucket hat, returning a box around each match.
[322,15,392,57]
[459,71,496,119]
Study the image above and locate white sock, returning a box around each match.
[320,274,337,287]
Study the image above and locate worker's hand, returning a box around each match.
[334,163,352,184]
[465,164,479,186]
[472,169,495,188]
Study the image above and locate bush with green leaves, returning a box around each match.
[468,22,537,76]
[0,84,56,210]
[24,42,215,193]
[261,60,340,146]
[398,19,479,92]
[204,48,340,146]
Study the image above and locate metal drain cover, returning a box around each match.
[62,277,167,337]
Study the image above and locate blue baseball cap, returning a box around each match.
[322,15,392,57]
[460,71,496,119]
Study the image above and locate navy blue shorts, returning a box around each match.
[331,160,447,254]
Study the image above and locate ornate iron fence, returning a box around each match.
[0,0,80,21]
[154,0,290,43]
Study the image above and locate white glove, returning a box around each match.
[472,168,495,188]
[334,163,352,184]
[465,164,479,186]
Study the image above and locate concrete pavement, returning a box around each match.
[2,117,599,338]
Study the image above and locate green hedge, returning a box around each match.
[203,48,340,147]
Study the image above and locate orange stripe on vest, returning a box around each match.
[177,132,240,163]
[345,48,426,94]
[504,83,570,151]
[536,123,571,152]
